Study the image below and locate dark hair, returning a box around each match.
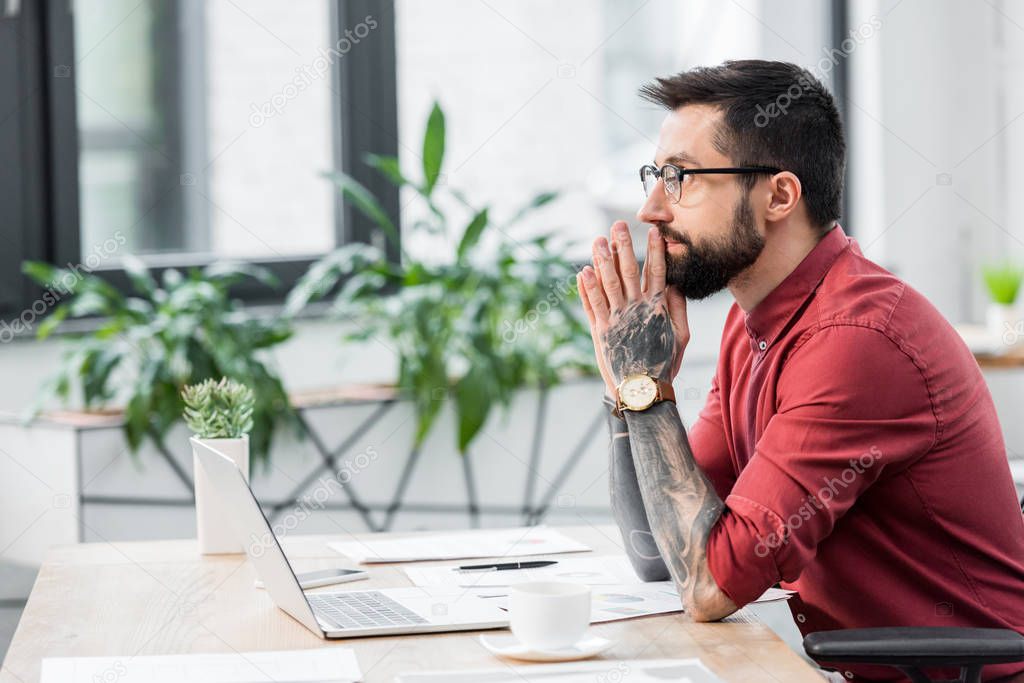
[639,60,845,230]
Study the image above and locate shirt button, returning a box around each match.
[758,340,767,351]
[796,613,806,623]
[845,672,854,679]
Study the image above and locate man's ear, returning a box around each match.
[763,171,802,222]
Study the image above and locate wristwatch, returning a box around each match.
[611,373,676,419]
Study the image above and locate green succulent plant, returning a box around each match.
[22,257,297,466]
[286,101,597,453]
[981,262,1024,305]
[182,377,255,439]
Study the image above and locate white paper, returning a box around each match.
[395,658,723,682]
[404,555,795,606]
[405,555,637,588]
[40,648,362,683]
[328,526,590,563]
[467,580,792,624]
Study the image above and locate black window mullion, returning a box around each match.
[0,0,48,318]
[332,0,400,263]
[41,0,80,268]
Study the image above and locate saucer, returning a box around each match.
[479,632,614,662]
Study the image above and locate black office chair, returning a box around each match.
[804,627,1024,683]
[804,495,1024,683]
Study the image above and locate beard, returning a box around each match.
[661,195,764,300]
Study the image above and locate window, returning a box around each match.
[395,0,840,261]
[0,0,398,318]
[74,0,338,261]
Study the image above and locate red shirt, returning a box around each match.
[693,225,1024,682]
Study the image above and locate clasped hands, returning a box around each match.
[576,221,689,398]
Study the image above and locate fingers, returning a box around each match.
[611,221,641,300]
[646,226,667,294]
[579,266,610,328]
[665,286,690,343]
[592,236,625,310]
[577,271,597,328]
[640,246,650,295]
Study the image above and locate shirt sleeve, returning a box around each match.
[706,324,939,607]
[688,373,738,501]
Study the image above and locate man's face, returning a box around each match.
[637,105,766,300]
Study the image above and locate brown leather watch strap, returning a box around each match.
[608,379,676,419]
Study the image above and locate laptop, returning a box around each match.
[192,439,510,638]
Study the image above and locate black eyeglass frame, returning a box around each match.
[639,163,782,202]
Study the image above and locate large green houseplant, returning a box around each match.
[23,258,297,467]
[286,101,596,453]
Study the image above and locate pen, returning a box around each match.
[455,560,558,572]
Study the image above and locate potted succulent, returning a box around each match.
[285,101,596,455]
[183,377,254,554]
[981,262,1024,346]
[22,257,298,467]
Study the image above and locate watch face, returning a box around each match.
[620,375,658,410]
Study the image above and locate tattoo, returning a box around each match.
[603,294,674,382]
[602,296,735,619]
[625,402,734,619]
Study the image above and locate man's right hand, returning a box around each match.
[577,221,687,399]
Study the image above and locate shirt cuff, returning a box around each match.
[706,494,788,607]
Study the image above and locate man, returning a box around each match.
[577,60,1024,682]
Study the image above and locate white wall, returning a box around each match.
[844,0,1024,456]
[850,0,1023,321]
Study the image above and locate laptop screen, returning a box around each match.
[191,439,324,635]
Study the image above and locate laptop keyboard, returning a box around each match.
[308,591,429,631]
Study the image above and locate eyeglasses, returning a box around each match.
[639,163,781,204]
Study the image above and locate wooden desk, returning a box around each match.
[1,525,821,682]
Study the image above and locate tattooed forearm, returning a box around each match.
[604,297,736,621]
[605,398,671,581]
[624,402,735,620]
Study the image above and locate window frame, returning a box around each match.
[0,0,400,317]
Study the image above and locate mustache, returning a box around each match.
[656,224,690,245]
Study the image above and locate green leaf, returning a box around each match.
[456,208,489,262]
[365,153,408,186]
[455,366,492,453]
[323,171,401,248]
[80,346,122,406]
[162,268,183,288]
[22,261,62,287]
[507,191,558,226]
[36,306,69,340]
[122,254,158,296]
[203,262,280,288]
[982,262,1024,305]
[421,102,445,195]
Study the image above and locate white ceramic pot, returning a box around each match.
[191,435,249,554]
[988,303,1022,347]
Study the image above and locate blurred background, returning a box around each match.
[2,0,1024,660]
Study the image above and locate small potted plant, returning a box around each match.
[183,377,254,554]
[22,258,297,468]
[981,262,1024,346]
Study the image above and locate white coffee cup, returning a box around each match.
[509,581,591,650]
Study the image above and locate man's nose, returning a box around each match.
[637,183,673,225]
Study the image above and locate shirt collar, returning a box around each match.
[743,224,850,354]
